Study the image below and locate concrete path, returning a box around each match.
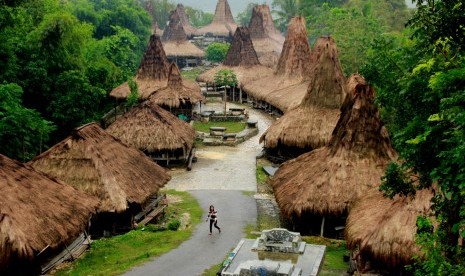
[125,102,274,276]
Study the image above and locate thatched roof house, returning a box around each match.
[106,101,196,163]
[175,4,197,38]
[110,34,169,100]
[0,154,98,273]
[196,26,273,87]
[243,17,312,103]
[272,74,397,221]
[346,189,433,270]
[29,123,170,213]
[197,0,237,38]
[248,4,284,68]
[162,9,205,63]
[149,62,205,109]
[261,36,347,154]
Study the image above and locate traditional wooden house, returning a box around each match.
[149,62,204,117]
[110,34,170,100]
[271,74,397,237]
[29,123,170,236]
[162,9,205,68]
[197,0,237,40]
[196,26,273,103]
[106,101,196,166]
[346,189,433,273]
[261,36,347,160]
[248,4,285,68]
[175,4,197,38]
[0,154,98,275]
[242,17,312,113]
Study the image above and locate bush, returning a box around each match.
[168,219,181,231]
[206,42,230,63]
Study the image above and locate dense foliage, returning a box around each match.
[205,43,230,63]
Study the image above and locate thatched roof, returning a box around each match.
[175,4,197,37]
[271,74,398,217]
[29,123,170,213]
[106,100,196,154]
[264,82,309,113]
[110,34,170,100]
[149,62,205,107]
[248,4,284,68]
[162,10,205,58]
[196,27,273,86]
[346,189,433,268]
[242,16,312,101]
[261,36,347,149]
[0,154,98,267]
[197,0,237,37]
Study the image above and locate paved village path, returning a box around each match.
[125,101,274,276]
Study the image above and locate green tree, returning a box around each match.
[272,0,301,32]
[205,42,230,63]
[236,2,259,26]
[142,0,175,29]
[184,6,213,28]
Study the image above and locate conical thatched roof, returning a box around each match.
[248,4,284,68]
[149,62,205,107]
[243,17,312,101]
[346,189,433,269]
[162,10,205,58]
[197,0,237,37]
[175,4,197,37]
[272,74,398,217]
[196,27,273,87]
[0,154,98,268]
[106,101,196,154]
[110,34,170,100]
[261,36,347,149]
[29,123,170,213]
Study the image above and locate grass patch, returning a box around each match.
[302,236,348,275]
[256,165,267,185]
[54,190,202,276]
[181,67,205,81]
[193,121,246,134]
[201,262,223,276]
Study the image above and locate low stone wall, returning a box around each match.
[199,126,259,146]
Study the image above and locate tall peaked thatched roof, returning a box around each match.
[196,27,273,87]
[106,101,196,154]
[242,16,312,101]
[175,4,197,37]
[197,0,237,37]
[110,34,170,99]
[271,74,397,217]
[346,189,433,269]
[161,10,205,58]
[248,4,284,68]
[0,154,98,268]
[29,123,170,213]
[261,36,347,149]
[149,62,204,107]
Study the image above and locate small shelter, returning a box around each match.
[149,62,205,117]
[0,154,98,275]
[242,17,312,111]
[110,34,170,100]
[106,101,197,166]
[175,4,197,38]
[197,0,237,39]
[248,4,285,68]
[29,123,170,236]
[162,9,205,68]
[271,74,397,237]
[346,189,433,272]
[261,36,347,160]
[196,26,273,103]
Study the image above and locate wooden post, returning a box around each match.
[320,216,325,237]
[232,86,235,102]
[240,87,243,104]
[223,87,227,115]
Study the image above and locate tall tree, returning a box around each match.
[271,0,301,32]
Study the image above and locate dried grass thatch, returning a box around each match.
[175,4,197,37]
[0,154,98,268]
[149,62,204,107]
[261,36,347,149]
[197,0,237,37]
[243,16,312,101]
[29,123,170,213]
[110,34,170,100]
[196,27,273,86]
[249,4,284,68]
[346,189,433,269]
[272,74,397,217]
[106,101,196,154]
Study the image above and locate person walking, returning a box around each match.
[206,205,221,235]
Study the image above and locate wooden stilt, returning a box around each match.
[320,216,325,237]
